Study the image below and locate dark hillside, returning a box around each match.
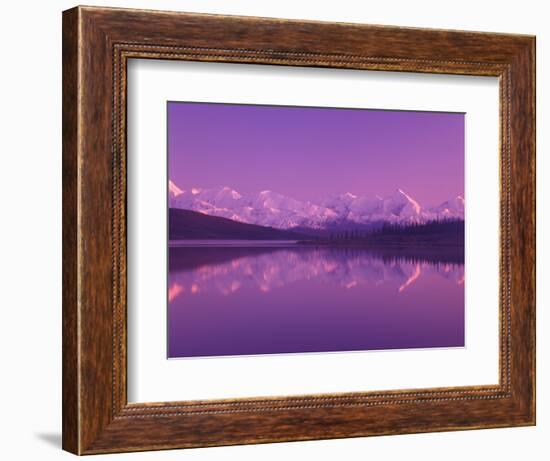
[169,208,309,240]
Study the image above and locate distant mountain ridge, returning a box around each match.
[169,180,464,231]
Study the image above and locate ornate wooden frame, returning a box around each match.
[62,5,536,455]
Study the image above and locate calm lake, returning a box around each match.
[168,243,465,358]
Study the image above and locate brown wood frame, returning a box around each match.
[62,5,536,455]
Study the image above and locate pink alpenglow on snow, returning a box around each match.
[168,181,464,229]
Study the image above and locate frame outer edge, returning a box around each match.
[502,37,536,424]
[531,36,537,425]
[62,6,536,454]
[62,6,81,455]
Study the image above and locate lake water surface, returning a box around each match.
[168,243,464,358]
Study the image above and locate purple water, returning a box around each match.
[168,245,464,358]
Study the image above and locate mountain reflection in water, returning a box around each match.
[168,244,465,358]
[168,246,463,300]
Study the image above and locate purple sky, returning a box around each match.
[168,102,464,207]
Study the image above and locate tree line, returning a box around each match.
[328,218,464,242]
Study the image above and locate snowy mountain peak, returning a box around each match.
[389,188,422,215]
[322,192,359,215]
[169,180,183,197]
[220,186,242,200]
[430,195,465,219]
[168,179,464,230]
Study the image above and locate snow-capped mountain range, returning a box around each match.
[168,180,464,230]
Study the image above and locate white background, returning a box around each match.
[0,1,546,460]
[128,60,499,402]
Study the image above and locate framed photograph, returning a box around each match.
[62,6,535,455]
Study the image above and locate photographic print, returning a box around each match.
[167,102,465,359]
